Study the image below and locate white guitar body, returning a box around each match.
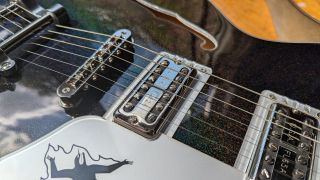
[0,116,244,180]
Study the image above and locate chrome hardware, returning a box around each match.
[113,52,211,139]
[57,29,133,108]
[235,91,320,180]
[0,58,16,76]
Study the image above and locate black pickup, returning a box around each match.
[57,29,134,110]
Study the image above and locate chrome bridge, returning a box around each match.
[235,91,320,180]
[57,29,133,108]
[113,52,211,139]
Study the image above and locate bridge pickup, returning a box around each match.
[235,91,320,180]
[57,29,133,108]
[114,52,211,139]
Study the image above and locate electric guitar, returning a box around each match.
[0,0,319,179]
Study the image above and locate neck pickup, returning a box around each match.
[57,29,134,109]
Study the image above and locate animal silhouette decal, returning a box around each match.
[41,144,132,180]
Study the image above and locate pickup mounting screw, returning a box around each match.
[161,60,169,66]
[269,94,277,100]
[116,50,121,55]
[62,87,71,94]
[108,57,114,63]
[0,59,17,76]
[146,113,157,123]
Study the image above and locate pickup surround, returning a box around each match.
[235,91,320,180]
[114,52,211,139]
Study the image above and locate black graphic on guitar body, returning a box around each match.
[41,144,132,180]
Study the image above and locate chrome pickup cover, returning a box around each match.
[235,91,320,180]
[114,52,211,139]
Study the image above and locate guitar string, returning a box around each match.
[35,32,320,138]
[15,56,319,163]
[21,44,320,147]
[4,5,32,24]
[3,4,318,134]
[48,27,320,133]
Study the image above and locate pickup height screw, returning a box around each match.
[116,50,121,55]
[133,93,142,100]
[175,76,183,83]
[108,57,114,63]
[92,75,98,81]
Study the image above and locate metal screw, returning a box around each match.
[141,84,149,91]
[100,65,106,71]
[294,169,305,179]
[155,67,162,74]
[116,50,121,55]
[268,143,278,152]
[269,94,277,100]
[92,75,98,81]
[297,155,308,165]
[169,84,177,92]
[124,102,134,112]
[299,143,309,151]
[146,113,157,123]
[62,87,71,94]
[108,57,114,63]
[148,75,156,82]
[133,93,142,100]
[260,169,270,179]
[155,103,164,111]
[317,112,320,119]
[180,68,189,75]
[161,60,169,66]
[162,93,171,102]
[264,155,274,165]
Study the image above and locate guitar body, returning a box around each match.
[0,0,319,179]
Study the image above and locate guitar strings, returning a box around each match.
[15,55,320,165]
[6,5,318,168]
[4,4,319,134]
[49,26,320,133]
[15,56,247,157]
[21,43,320,147]
[34,31,320,138]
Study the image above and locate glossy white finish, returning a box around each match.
[0,116,245,180]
